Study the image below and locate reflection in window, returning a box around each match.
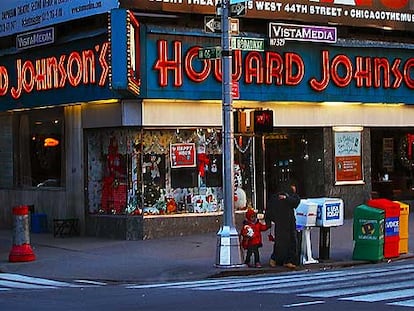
[15,108,63,188]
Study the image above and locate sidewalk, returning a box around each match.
[0,217,413,284]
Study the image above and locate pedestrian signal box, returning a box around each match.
[251,110,273,133]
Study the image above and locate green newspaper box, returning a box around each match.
[353,204,385,261]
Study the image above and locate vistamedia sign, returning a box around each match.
[268,22,337,46]
[16,27,54,50]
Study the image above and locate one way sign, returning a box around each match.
[204,16,239,35]
[230,1,246,16]
[216,1,247,17]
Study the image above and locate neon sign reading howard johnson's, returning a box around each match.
[153,40,414,92]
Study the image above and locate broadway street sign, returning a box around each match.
[231,37,265,51]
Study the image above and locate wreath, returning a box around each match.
[399,134,414,170]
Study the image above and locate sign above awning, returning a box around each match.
[120,0,414,32]
[0,0,119,38]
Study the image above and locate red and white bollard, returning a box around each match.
[9,205,36,262]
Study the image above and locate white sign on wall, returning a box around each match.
[16,27,54,50]
[0,0,119,38]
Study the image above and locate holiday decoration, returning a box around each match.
[101,136,127,214]
[166,196,177,214]
[143,183,161,207]
[234,163,247,210]
[143,153,162,183]
[197,153,209,177]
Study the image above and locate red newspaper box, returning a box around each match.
[367,198,400,258]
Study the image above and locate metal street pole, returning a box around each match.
[215,0,244,267]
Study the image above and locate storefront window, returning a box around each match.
[141,129,223,215]
[86,127,231,216]
[371,128,414,199]
[15,108,63,188]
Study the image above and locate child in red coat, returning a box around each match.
[241,208,268,268]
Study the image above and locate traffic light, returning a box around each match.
[233,110,248,133]
[252,110,273,133]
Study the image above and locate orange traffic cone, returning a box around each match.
[9,205,36,262]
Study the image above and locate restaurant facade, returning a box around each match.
[0,0,414,239]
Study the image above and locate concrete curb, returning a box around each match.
[208,253,414,279]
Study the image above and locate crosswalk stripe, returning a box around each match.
[284,300,325,308]
[127,266,402,289]
[173,267,414,292]
[128,264,414,290]
[74,280,108,286]
[0,273,78,287]
[0,280,57,290]
[126,277,247,289]
[389,299,414,307]
[0,273,106,291]
[126,263,414,308]
[341,288,414,302]
[267,272,412,294]
[234,268,414,293]
[300,279,414,298]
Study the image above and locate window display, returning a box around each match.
[86,127,253,216]
[14,108,63,188]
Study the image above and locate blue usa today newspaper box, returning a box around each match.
[307,198,344,227]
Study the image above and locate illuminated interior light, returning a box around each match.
[320,102,362,106]
[364,102,404,107]
[87,99,119,105]
[333,126,364,132]
[44,137,59,147]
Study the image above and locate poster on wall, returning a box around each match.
[334,128,364,185]
[170,143,196,168]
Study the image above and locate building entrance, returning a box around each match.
[264,129,325,203]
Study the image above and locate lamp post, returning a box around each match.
[215,0,244,267]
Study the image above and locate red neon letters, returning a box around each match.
[0,42,109,100]
[154,40,414,93]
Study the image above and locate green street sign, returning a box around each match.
[231,37,265,51]
[198,46,222,59]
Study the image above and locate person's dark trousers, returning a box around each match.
[287,225,298,265]
[245,245,260,265]
[296,230,302,266]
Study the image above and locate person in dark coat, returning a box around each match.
[265,182,300,269]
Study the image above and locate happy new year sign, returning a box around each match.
[170,143,196,168]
